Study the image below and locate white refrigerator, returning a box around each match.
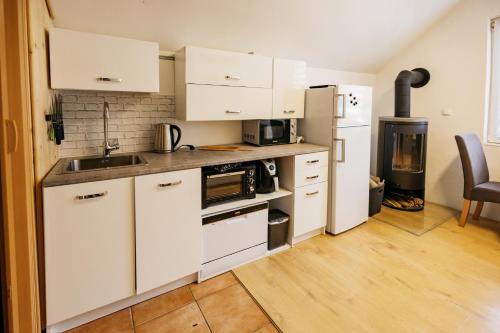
[300,85,372,234]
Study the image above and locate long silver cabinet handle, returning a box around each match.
[335,94,347,119]
[224,75,241,80]
[306,159,319,164]
[225,110,241,114]
[306,175,319,180]
[333,138,346,163]
[284,110,296,114]
[96,77,123,83]
[76,191,108,200]
[158,180,182,188]
[306,190,319,196]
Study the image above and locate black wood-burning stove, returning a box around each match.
[377,68,430,211]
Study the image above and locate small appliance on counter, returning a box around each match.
[256,159,279,194]
[243,119,297,146]
[154,123,181,153]
[201,163,256,209]
[268,209,289,250]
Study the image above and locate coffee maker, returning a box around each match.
[256,159,279,193]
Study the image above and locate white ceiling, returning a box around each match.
[51,0,460,73]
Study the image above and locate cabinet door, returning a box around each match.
[185,46,272,88]
[293,182,328,237]
[272,58,306,119]
[185,84,272,121]
[135,169,201,294]
[44,178,135,325]
[49,28,159,92]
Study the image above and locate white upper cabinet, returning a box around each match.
[175,46,273,121]
[49,28,159,92]
[185,84,272,121]
[272,58,306,119]
[181,46,272,88]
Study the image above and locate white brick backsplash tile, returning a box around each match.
[65,133,85,141]
[123,104,137,111]
[75,111,100,119]
[108,103,124,111]
[77,96,105,104]
[118,97,140,104]
[58,91,176,158]
[62,103,84,111]
[138,104,157,111]
[63,111,76,118]
[84,103,100,111]
[85,132,104,140]
[62,95,77,103]
[151,98,169,105]
[64,125,78,133]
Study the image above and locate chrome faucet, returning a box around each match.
[103,102,119,158]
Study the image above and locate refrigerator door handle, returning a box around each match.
[333,138,346,163]
[335,94,347,119]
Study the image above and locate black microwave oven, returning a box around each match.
[201,163,256,209]
[242,119,297,146]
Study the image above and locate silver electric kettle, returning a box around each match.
[154,123,181,153]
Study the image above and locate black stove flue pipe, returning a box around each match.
[394,68,430,117]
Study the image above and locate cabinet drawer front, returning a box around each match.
[49,28,159,92]
[295,151,329,177]
[43,178,135,325]
[293,182,328,237]
[202,206,268,263]
[295,165,329,188]
[186,84,272,121]
[185,46,272,88]
[135,169,202,294]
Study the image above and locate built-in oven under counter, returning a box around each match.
[200,202,268,281]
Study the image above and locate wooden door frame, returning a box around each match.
[0,0,41,332]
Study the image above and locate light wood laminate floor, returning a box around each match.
[234,215,500,333]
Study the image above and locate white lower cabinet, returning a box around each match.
[277,151,329,241]
[43,178,135,326]
[293,182,328,236]
[135,169,201,294]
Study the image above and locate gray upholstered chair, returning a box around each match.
[455,133,500,226]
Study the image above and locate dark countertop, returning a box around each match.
[43,143,329,187]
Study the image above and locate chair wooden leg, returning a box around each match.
[472,201,484,220]
[458,199,471,227]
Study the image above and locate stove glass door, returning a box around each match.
[392,132,425,173]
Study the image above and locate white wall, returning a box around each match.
[306,67,376,87]
[373,0,500,221]
[51,0,459,73]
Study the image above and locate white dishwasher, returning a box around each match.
[200,202,268,281]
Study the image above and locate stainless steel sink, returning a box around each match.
[65,154,147,172]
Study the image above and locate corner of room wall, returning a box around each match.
[372,0,500,221]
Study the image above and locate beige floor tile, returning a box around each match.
[66,308,133,333]
[135,303,210,333]
[189,272,238,300]
[198,284,269,333]
[254,323,279,333]
[131,285,194,326]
